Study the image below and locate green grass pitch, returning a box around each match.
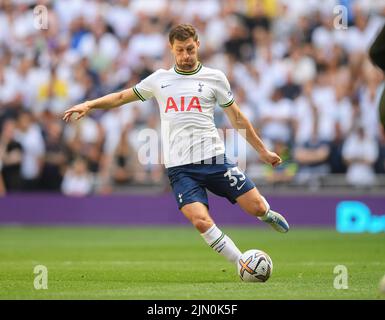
[0,226,384,299]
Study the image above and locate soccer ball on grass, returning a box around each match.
[237,249,273,282]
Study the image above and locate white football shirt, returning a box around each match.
[133,62,234,168]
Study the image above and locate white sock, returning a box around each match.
[257,196,272,221]
[201,224,241,264]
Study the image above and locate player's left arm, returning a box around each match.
[224,102,282,167]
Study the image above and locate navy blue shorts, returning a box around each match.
[167,154,256,209]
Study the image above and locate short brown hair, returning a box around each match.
[168,24,198,45]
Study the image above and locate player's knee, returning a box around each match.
[255,197,268,216]
[245,197,268,217]
[191,215,213,233]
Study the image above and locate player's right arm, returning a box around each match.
[63,88,140,122]
[214,70,282,167]
[224,102,282,168]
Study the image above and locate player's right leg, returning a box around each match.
[205,161,289,233]
[236,188,289,233]
[181,202,242,264]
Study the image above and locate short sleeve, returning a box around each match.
[133,71,158,101]
[215,71,234,108]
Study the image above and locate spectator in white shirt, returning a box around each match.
[294,107,330,185]
[14,111,45,190]
[106,0,137,39]
[258,87,294,145]
[342,126,379,187]
[331,84,353,139]
[61,157,93,196]
[77,17,120,72]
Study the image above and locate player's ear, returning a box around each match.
[196,40,200,49]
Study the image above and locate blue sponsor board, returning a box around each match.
[336,201,385,233]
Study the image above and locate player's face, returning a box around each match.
[170,38,200,71]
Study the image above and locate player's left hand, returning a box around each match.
[259,150,282,168]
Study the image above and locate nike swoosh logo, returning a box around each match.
[237,182,246,190]
[161,84,171,89]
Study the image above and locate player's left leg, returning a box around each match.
[236,188,289,233]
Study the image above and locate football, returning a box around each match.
[237,249,273,282]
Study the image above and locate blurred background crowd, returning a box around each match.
[0,0,384,196]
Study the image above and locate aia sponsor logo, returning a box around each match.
[165,96,202,113]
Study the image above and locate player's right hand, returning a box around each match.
[62,102,91,122]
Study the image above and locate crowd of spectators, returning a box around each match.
[0,0,385,196]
